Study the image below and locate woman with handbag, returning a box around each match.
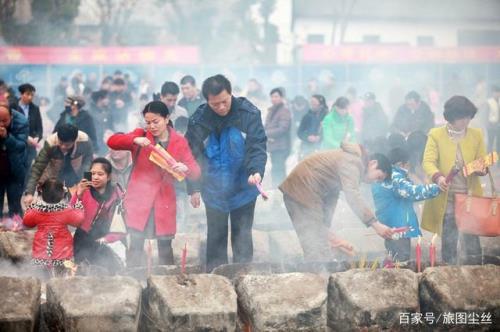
[107,101,200,267]
[71,157,125,273]
[422,96,487,264]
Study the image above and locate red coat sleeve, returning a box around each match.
[22,210,38,228]
[107,128,145,151]
[64,207,85,227]
[179,137,201,181]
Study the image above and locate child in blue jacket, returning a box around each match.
[372,147,442,261]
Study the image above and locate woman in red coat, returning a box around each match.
[107,101,200,266]
[23,178,84,274]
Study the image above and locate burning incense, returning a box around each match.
[255,182,269,200]
[63,260,78,277]
[416,236,422,273]
[370,259,379,270]
[146,240,153,276]
[181,242,187,274]
[445,166,460,183]
[430,234,437,267]
[359,253,367,269]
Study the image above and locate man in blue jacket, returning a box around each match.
[0,102,29,217]
[186,74,267,272]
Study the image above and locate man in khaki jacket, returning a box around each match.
[279,143,394,261]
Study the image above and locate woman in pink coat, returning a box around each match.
[107,101,200,266]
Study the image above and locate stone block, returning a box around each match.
[45,276,142,332]
[145,274,237,331]
[236,273,327,331]
[0,276,40,332]
[328,269,419,330]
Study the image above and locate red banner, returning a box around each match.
[302,45,500,63]
[0,46,200,65]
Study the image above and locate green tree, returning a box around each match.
[0,0,18,44]
[30,0,81,45]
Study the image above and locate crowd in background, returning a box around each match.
[1,69,499,273]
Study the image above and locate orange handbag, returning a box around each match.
[455,172,500,236]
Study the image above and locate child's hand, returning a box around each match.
[76,179,91,198]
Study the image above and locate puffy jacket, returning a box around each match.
[321,109,356,150]
[26,131,93,195]
[265,103,291,152]
[297,108,327,155]
[372,166,440,238]
[23,200,84,261]
[1,110,29,180]
[186,96,267,212]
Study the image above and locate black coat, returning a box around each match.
[391,101,434,135]
[361,102,389,143]
[54,109,97,150]
[11,101,43,142]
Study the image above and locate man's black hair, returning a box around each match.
[388,147,410,165]
[201,74,232,100]
[270,87,283,97]
[56,124,78,142]
[18,83,36,94]
[161,81,180,96]
[91,90,108,103]
[180,75,196,86]
[405,90,421,102]
[113,78,125,86]
[443,95,477,123]
[370,153,392,179]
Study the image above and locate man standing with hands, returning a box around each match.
[186,74,267,272]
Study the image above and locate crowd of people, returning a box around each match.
[0,69,498,276]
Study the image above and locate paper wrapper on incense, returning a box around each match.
[149,145,185,181]
[463,152,498,177]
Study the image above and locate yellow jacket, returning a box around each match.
[421,126,486,235]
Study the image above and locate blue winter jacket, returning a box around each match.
[1,110,29,181]
[185,97,267,212]
[371,166,440,238]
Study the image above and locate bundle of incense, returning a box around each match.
[445,166,460,183]
[463,152,498,177]
[255,182,269,200]
[147,144,186,181]
[181,243,187,274]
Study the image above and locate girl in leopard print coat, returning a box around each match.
[23,179,84,269]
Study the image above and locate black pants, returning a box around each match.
[73,228,124,274]
[127,233,174,267]
[23,146,37,189]
[442,210,481,264]
[270,150,289,188]
[0,178,24,217]
[384,238,411,261]
[205,200,256,272]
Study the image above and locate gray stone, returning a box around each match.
[121,265,202,286]
[212,262,287,282]
[236,273,327,332]
[45,276,142,332]
[420,265,500,327]
[268,230,304,263]
[145,274,237,331]
[0,231,34,262]
[481,237,500,257]
[0,276,40,332]
[328,268,419,330]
